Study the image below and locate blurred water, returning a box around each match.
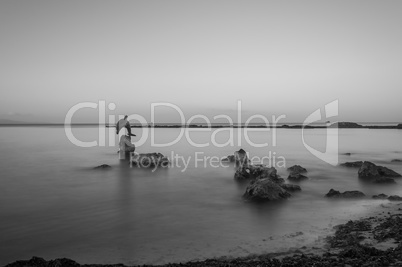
[0,127,402,265]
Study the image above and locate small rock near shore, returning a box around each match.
[94,164,111,169]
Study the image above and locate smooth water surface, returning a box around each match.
[1,127,402,265]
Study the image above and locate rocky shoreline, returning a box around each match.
[5,202,402,267]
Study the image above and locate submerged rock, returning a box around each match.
[243,178,291,201]
[358,161,401,182]
[340,161,363,168]
[325,189,365,198]
[94,164,111,169]
[372,194,389,199]
[131,153,169,168]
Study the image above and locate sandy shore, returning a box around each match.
[5,201,402,267]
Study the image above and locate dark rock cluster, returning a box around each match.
[230,149,301,202]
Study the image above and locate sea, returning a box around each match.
[1,126,402,265]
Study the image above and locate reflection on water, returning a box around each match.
[0,127,402,265]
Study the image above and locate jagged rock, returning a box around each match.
[372,194,388,199]
[132,153,169,168]
[325,189,365,198]
[388,195,402,201]
[340,161,363,168]
[94,164,111,169]
[358,161,401,179]
[243,178,291,201]
[281,184,302,192]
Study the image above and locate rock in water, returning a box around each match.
[340,161,364,168]
[287,165,308,181]
[287,165,307,173]
[358,161,401,180]
[372,194,388,199]
[391,159,402,162]
[388,195,402,201]
[325,189,341,197]
[325,189,365,198]
[243,178,291,201]
[94,164,111,169]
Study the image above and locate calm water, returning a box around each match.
[1,127,402,265]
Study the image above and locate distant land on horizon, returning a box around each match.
[0,119,401,129]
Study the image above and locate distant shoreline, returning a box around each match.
[0,123,401,129]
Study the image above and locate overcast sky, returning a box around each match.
[0,0,401,123]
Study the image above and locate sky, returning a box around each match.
[0,0,401,123]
